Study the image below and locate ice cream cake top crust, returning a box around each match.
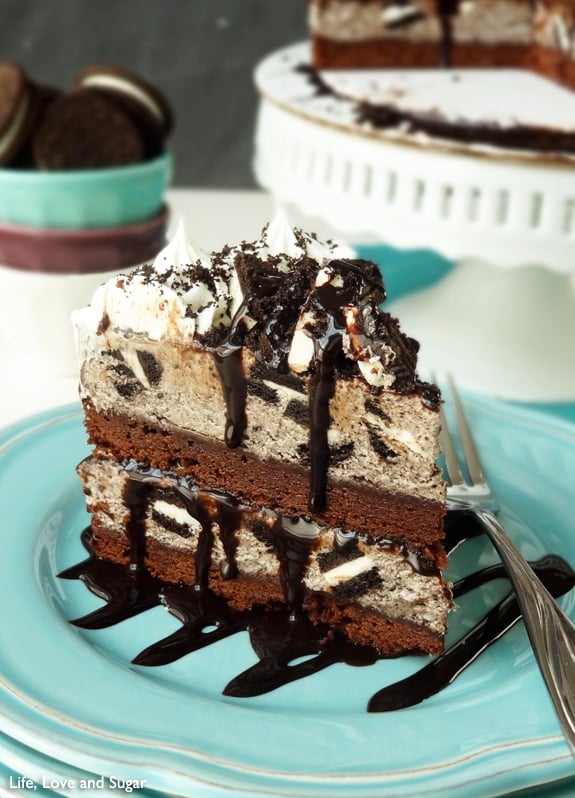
[74,211,436,399]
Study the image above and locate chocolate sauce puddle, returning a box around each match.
[59,513,575,710]
[58,529,163,629]
[369,554,575,712]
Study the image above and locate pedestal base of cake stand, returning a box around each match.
[387,259,575,402]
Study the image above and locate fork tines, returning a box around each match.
[433,374,485,488]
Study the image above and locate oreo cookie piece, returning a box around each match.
[0,61,37,166]
[73,65,173,159]
[33,90,145,169]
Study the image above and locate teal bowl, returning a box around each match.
[0,152,172,229]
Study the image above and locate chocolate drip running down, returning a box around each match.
[306,258,385,512]
[436,0,460,67]
[213,347,247,450]
[59,511,575,708]
[120,463,322,618]
[211,255,419,515]
[124,478,151,570]
[308,334,341,513]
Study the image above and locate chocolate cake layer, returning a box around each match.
[312,39,575,89]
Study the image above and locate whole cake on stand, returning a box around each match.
[253,41,575,401]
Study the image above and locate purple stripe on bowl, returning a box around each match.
[0,205,168,274]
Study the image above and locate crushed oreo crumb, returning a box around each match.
[330,442,355,465]
[283,399,308,426]
[107,361,144,399]
[297,442,311,468]
[137,350,163,386]
[252,363,306,394]
[151,510,193,538]
[420,382,441,411]
[114,381,143,399]
[317,547,363,573]
[364,399,392,423]
[294,63,333,97]
[365,424,398,461]
[247,379,280,404]
[251,521,274,551]
[332,567,383,599]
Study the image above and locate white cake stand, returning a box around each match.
[253,43,575,402]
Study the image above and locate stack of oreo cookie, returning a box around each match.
[0,62,174,376]
[0,61,173,170]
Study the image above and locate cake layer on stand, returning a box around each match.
[309,0,575,90]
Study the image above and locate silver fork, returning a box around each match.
[439,376,575,754]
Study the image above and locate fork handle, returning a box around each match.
[476,508,575,754]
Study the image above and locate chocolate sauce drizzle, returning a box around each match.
[436,0,459,67]
[307,259,385,512]
[308,342,339,513]
[210,255,417,515]
[114,462,324,618]
[308,318,343,511]
[59,501,575,710]
[355,103,575,156]
[369,553,575,711]
[73,236,575,707]
[213,346,247,449]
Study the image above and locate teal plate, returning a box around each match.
[1,400,575,798]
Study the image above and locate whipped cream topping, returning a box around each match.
[73,218,243,344]
[241,207,352,269]
[73,211,418,391]
[152,219,206,274]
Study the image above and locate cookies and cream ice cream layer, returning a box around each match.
[79,456,450,639]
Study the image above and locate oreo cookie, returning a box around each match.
[10,83,62,168]
[73,65,173,159]
[33,90,145,170]
[0,61,37,166]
